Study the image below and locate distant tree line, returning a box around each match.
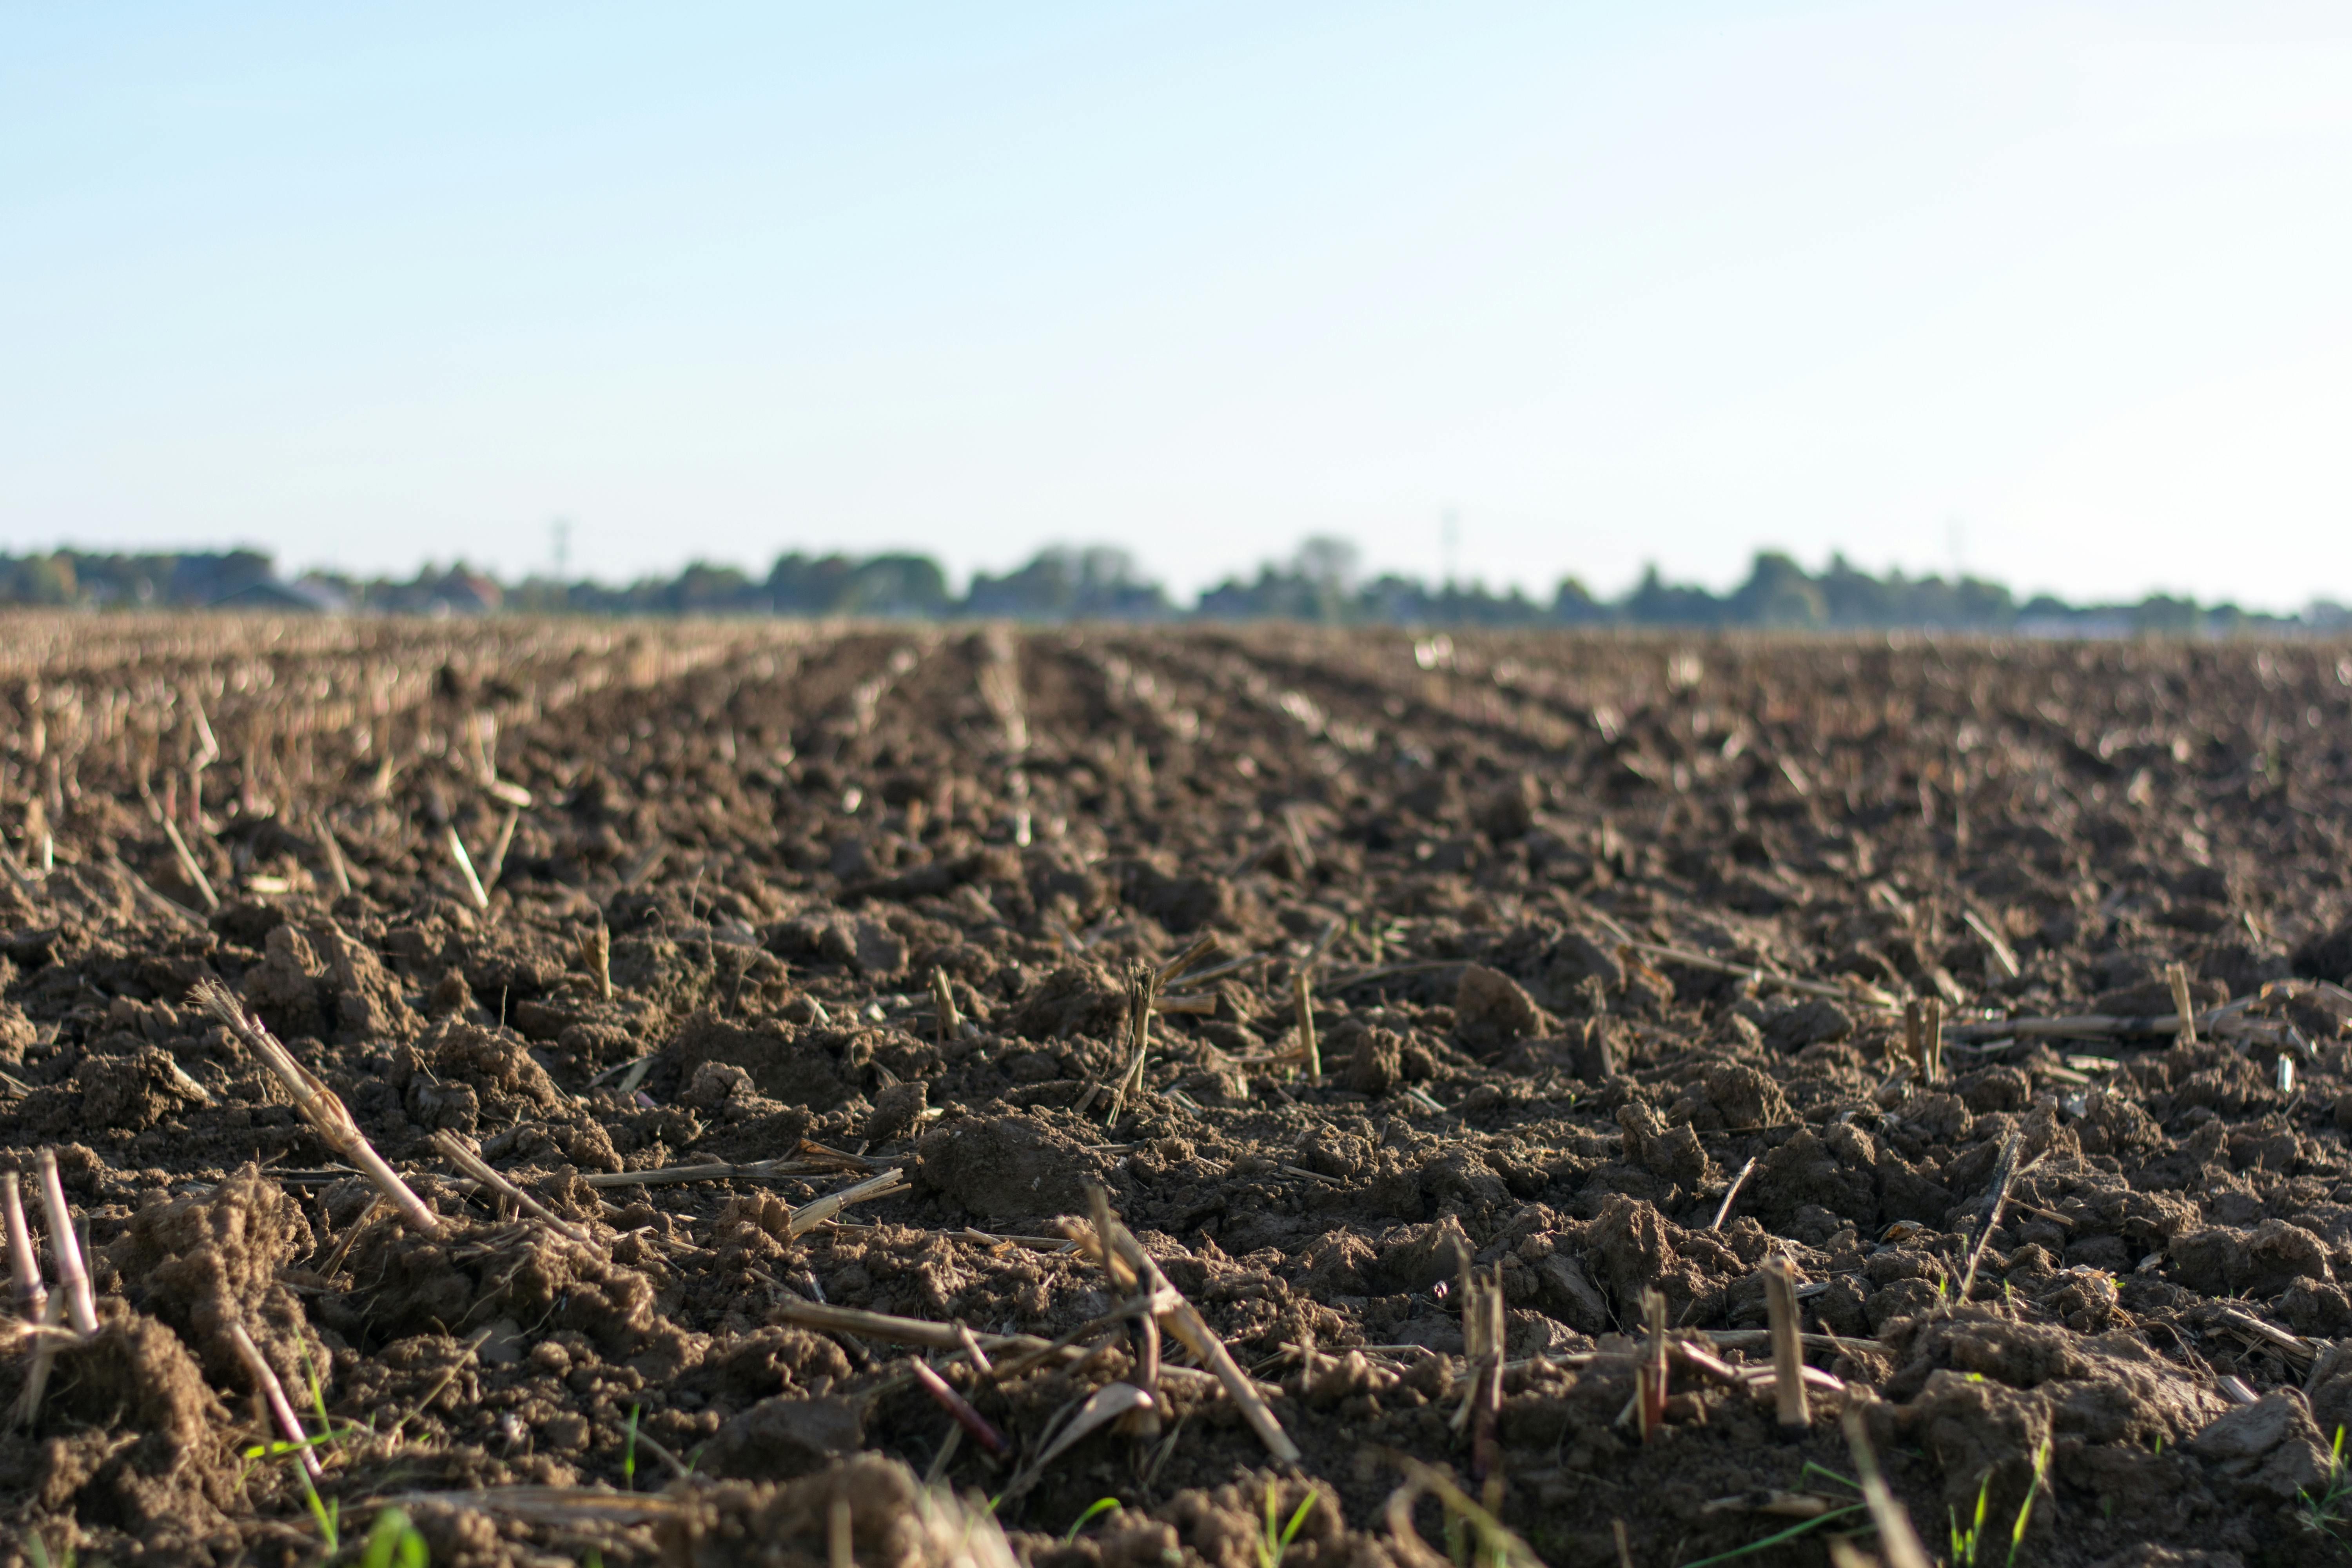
[2,539,2346,635]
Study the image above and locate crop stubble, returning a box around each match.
[3,615,2352,1566]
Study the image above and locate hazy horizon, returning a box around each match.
[7,3,2351,609]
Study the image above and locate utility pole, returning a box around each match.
[552,517,572,579]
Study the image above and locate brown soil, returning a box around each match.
[5,618,2352,1568]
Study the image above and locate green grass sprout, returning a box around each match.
[2300,1425,2352,1545]
[1950,1475,1990,1568]
[1256,1483,1318,1568]
[1681,1505,1870,1568]
[1800,1462,1860,1494]
[2007,1439,2051,1566]
[361,1506,430,1568]
[1066,1498,1124,1542]
[298,1337,339,1451]
[296,1464,340,1553]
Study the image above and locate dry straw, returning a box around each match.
[445,824,490,911]
[2168,962,2198,1046]
[1842,1405,1934,1568]
[192,979,443,1236]
[1636,1286,1668,1443]
[2,1171,46,1319]
[1098,1197,1300,1464]
[786,1168,909,1236]
[1710,1156,1757,1231]
[228,1319,323,1480]
[433,1132,597,1247]
[1291,919,1342,1080]
[36,1151,98,1336]
[931,965,962,1043]
[580,925,612,1002]
[1760,1254,1807,1432]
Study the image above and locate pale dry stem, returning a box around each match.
[1636,1285,1667,1444]
[580,926,612,1002]
[192,979,444,1236]
[1760,1254,1808,1431]
[14,1290,66,1428]
[932,965,962,1044]
[481,806,521,892]
[36,1151,97,1337]
[312,810,353,896]
[787,1168,910,1238]
[1101,1205,1301,1464]
[1710,1156,1757,1231]
[228,1319,324,1480]
[1842,1404,1934,1568]
[155,808,220,912]
[2,1171,46,1319]
[433,1132,597,1247]
[445,824,490,911]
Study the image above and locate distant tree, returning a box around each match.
[848,554,952,615]
[762,552,948,616]
[4,554,77,605]
[1198,537,1377,623]
[765,554,859,613]
[962,545,1161,620]
[1553,577,1609,624]
[2131,595,2203,637]
[1622,565,1726,626]
[1727,552,1828,628]
[168,550,273,604]
[0,534,2336,635]
[663,562,757,613]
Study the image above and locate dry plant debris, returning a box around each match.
[2,618,2352,1565]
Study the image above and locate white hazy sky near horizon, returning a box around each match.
[5,2,2351,607]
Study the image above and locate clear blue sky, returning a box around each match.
[5,2,2350,605]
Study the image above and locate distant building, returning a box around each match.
[437,570,504,615]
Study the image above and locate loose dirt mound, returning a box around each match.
[4,619,2352,1565]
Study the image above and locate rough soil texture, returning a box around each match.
[5,618,2352,1567]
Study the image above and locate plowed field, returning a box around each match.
[6,617,2352,1568]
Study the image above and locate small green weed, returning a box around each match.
[298,1339,340,1453]
[2299,1425,2352,1545]
[1800,1462,1858,1494]
[360,1506,430,1568]
[1949,1440,2051,1568]
[623,1404,642,1491]
[236,1430,336,1490]
[235,1418,345,1553]
[2009,1439,2051,1565]
[1066,1499,1123,1543]
[298,1466,341,1553]
[1681,1506,1869,1568]
[26,1535,76,1568]
[1256,1483,1318,1568]
[1950,1475,1990,1567]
